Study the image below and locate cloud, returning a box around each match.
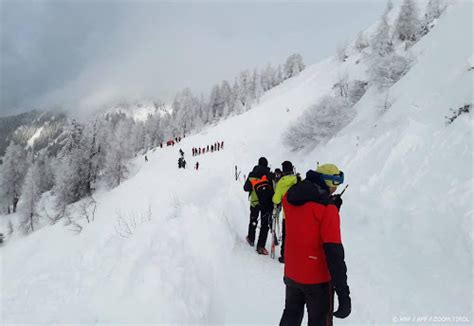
[1,1,385,116]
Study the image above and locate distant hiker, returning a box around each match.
[243,157,274,255]
[179,149,184,157]
[182,159,187,169]
[145,155,148,162]
[195,162,199,170]
[272,161,299,264]
[221,141,224,149]
[160,143,163,148]
[178,157,183,168]
[279,164,350,326]
[207,145,209,152]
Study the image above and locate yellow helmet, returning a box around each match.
[316,164,344,187]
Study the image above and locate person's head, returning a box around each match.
[282,161,294,175]
[258,157,268,167]
[274,168,282,180]
[316,164,344,194]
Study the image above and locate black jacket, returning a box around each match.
[243,165,273,192]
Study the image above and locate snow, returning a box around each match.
[26,126,43,148]
[1,1,472,324]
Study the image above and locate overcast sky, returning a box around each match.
[0,0,386,116]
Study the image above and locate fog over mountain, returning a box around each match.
[1,0,385,116]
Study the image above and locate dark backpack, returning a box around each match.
[250,175,274,209]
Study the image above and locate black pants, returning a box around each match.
[280,277,334,326]
[248,204,272,249]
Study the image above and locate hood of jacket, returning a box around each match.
[286,170,331,206]
[250,165,271,179]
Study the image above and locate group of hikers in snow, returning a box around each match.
[178,148,200,170]
[243,157,350,325]
[191,141,224,156]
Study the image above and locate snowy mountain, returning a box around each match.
[1,1,472,324]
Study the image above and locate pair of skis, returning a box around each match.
[270,205,281,259]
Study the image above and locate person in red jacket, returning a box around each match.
[280,164,350,326]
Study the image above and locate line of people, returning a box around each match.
[192,141,224,156]
[243,157,351,326]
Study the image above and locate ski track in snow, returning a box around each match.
[1,2,473,324]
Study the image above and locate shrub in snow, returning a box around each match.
[348,80,369,105]
[445,104,471,125]
[283,95,354,150]
[420,0,447,36]
[394,0,420,43]
[333,76,368,106]
[369,53,412,88]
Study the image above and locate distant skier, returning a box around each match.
[179,149,184,157]
[221,141,224,149]
[182,159,187,169]
[195,162,199,170]
[243,157,274,255]
[279,164,350,325]
[145,155,148,162]
[178,157,183,169]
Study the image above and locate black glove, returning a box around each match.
[331,194,343,211]
[333,294,351,318]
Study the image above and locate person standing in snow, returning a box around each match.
[243,157,274,255]
[272,161,299,264]
[195,162,199,170]
[279,163,350,326]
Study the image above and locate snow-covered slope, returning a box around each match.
[1,2,472,324]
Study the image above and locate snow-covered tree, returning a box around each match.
[250,69,263,102]
[103,119,134,187]
[283,95,354,150]
[238,70,252,108]
[0,142,27,213]
[284,53,305,78]
[172,88,199,133]
[371,15,393,56]
[354,31,369,51]
[19,162,42,233]
[336,42,349,62]
[35,149,54,193]
[54,120,90,207]
[384,0,394,15]
[261,64,276,91]
[394,0,420,43]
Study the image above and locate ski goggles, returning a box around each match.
[321,171,344,186]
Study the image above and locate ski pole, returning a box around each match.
[338,184,349,196]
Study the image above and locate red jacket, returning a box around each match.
[283,171,347,290]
